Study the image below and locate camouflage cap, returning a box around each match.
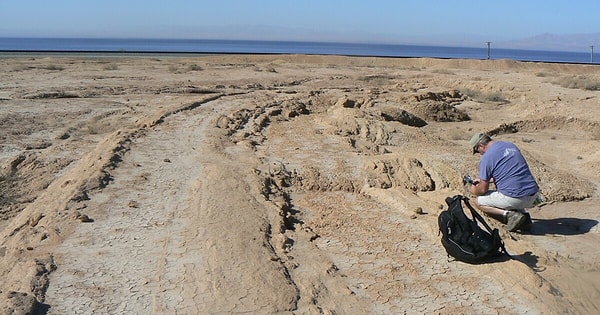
[469,132,488,154]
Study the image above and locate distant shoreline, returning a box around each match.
[0,38,596,64]
[0,51,596,66]
[0,51,223,58]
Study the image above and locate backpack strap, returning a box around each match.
[462,196,494,234]
[461,196,513,260]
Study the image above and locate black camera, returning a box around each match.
[463,175,475,185]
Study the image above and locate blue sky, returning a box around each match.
[1,0,598,47]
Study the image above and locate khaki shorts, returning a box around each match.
[477,190,537,210]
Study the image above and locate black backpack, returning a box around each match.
[438,195,511,264]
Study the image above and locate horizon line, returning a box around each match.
[1,36,597,54]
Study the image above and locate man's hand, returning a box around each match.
[470,178,489,196]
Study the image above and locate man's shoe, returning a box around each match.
[506,211,526,232]
[520,212,533,231]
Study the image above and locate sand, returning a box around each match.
[0,54,599,314]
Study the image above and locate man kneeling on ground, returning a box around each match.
[468,132,539,232]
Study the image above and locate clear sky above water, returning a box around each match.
[1,1,598,47]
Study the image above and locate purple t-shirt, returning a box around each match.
[479,141,539,198]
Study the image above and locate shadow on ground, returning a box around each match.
[510,217,598,271]
[526,217,598,236]
[512,251,546,272]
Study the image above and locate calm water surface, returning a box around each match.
[0,37,596,64]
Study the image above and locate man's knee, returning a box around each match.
[472,197,486,209]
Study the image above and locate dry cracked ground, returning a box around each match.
[1,54,599,314]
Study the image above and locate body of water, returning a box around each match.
[0,37,596,64]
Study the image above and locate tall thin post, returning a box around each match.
[591,45,595,63]
[486,42,491,60]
